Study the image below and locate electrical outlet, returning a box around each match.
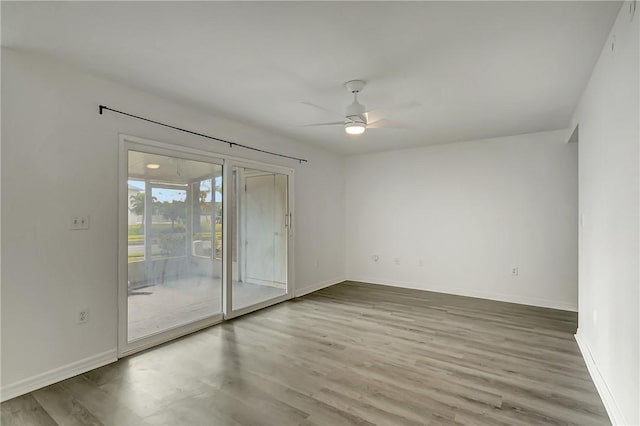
[70,215,89,230]
[371,255,379,263]
[512,267,519,276]
[394,258,400,265]
[418,259,424,267]
[78,309,90,324]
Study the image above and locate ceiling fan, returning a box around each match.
[301,80,419,135]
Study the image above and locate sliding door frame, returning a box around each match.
[118,137,225,357]
[118,134,295,357]
[223,159,295,320]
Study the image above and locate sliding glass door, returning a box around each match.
[119,137,294,355]
[121,145,224,354]
[227,165,291,317]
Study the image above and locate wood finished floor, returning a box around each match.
[1,281,609,426]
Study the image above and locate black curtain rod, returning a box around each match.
[98,105,308,164]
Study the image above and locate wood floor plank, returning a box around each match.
[0,394,58,426]
[1,281,609,425]
[32,384,103,426]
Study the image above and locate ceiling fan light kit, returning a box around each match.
[345,121,366,135]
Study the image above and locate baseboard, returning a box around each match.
[347,276,578,312]
[295,277,345,297]
[575,332,624,425]
[1,349,117,402]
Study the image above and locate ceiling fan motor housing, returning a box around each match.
[344,80,367,124]
[346,104,366,123]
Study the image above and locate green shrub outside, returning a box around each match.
[128,224,222,259]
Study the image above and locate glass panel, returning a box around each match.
[127,150,223,342]
[127,180,146,263]
[190,177,223,260]
[151,186,187,260]
[232,167,288,310]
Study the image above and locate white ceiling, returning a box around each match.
[2,1,620,155]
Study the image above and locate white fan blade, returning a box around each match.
[300,121,344,127]
[365,101,421,115]
[300,102,343,118]
[367,119,410,129]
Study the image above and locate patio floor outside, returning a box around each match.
[128,276,285,341]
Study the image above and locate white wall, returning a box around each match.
[0,49,345,397]
[571,2,639,424]
[345,129,578,311]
